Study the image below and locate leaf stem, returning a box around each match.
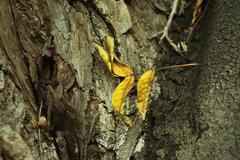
[155,63,200,71]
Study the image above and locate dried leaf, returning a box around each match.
[112,75,135,126]
[94,43,112,72]
[106,36,133,76]
[106,36,115,61]
[94,36,133,77]
[106,36,123,63]
[112,75,135,114]
[112,59,133,77]
[137,69,155,120]
[32,116,48,128]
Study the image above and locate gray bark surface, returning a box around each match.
[143,1,240,160]
[0,0,239,160]
[191,1,240,159]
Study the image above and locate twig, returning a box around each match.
[155,63,200,71]
[38,101,43,160]
[187,0,209,41]
[160,0,183,55]
[134,63,199,77]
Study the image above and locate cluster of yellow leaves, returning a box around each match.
[94,36,155,126]
[94,36,133,77]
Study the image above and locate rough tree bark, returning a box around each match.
[143,1,240,160]
[0,0,239,160]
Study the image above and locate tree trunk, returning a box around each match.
[0,0,239,160]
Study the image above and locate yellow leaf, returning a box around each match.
[106,36,115,61]
[137,69,155,120]
[106,36,122,63]
[94,36,133,77]
[94,43,112,72]
[106,36,133,76]
[112,75,135,114]
[112,59,134,77]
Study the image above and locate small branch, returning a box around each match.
[165,35,181,54]
[160,0,183,55]
[38,101,43,160]
[161,0,179,40]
